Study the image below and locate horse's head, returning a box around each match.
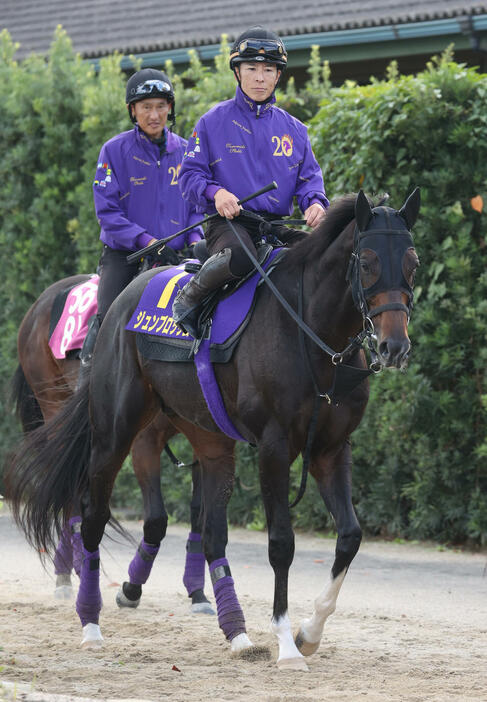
[348,189,420,369]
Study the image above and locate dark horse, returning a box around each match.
[10,273,215,613]
[5,190,420,669]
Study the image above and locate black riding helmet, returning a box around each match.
[126,68,175,128]
[229,26,287,73]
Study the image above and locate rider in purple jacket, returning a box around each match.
[79,68,202,371]
[172,26,328,336]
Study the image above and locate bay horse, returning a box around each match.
[10,273,215,614]
[5,190,420,669]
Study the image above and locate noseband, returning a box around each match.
[347,206,415,324]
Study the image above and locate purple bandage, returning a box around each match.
[54,525,73,575]
[210,557,246,641]
[183,532,205,596]
[69,516,83,577]
[127,539,160,585]
[76,547,102,626]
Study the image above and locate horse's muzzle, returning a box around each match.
[378,337,410,369]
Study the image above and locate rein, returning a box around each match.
[225,217,375,365]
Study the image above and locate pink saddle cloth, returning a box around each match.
[48,276,99,359]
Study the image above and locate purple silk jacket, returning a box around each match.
[179,87,329,216]
[93,126,203,252]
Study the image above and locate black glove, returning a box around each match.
[153,245,181,266]
[179,245,197,259]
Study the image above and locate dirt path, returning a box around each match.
[1,509,486,702]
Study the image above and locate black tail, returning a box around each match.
[4,382,92,557]
[10,364,44,433]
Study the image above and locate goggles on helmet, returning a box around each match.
[135,79,173,97]
[231,38,287,64]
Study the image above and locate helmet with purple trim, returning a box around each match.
[126,68,175,126]
[229,26,287,72]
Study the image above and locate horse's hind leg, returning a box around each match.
[116,413,169,609]
[295,441,362,656]
[177,423,268,658]
[77,350,159,648]
[184,462,215,615]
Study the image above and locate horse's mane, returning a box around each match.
[281,193,379,271]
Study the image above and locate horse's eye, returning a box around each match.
[360,260,370,273]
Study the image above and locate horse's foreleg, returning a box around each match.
[259,437,308,671]
[53,514,84,596]
[295,441,362,656]
[53,524,74,599]
[184,462,214,614]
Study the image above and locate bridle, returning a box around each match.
[347,206,415,325]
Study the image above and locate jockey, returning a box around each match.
[172,26,329,337]
[79,68,203,372]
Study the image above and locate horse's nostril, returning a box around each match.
[379,339,410,365]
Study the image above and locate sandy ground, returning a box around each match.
[0,508,486,702]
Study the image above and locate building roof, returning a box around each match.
[3,0,487,60]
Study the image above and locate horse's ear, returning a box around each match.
[397,187,421,229]
[355,190,373,231]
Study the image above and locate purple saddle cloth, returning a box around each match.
[126,248,283,441]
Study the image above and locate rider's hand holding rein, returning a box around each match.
[304,203,326,229]
[214,188,242,219]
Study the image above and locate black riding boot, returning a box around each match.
[76,314,101,389]
[172,248,237,337]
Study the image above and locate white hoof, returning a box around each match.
[230,632,254,653]
[81,623,104,649]
[191,601,215,615]
[277,655,309,672]
[54,584,73,600]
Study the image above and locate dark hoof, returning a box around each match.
[190,589,215,614]
[116,581,142,609]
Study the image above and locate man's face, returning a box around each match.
[131,97,171,139]
[237,61,280,102]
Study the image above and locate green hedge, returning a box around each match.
[0,29,485,544]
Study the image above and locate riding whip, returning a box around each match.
[126,181,278,264]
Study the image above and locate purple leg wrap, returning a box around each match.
[210,558,246,641]
[183,532,205,596]
[76,547,102,626]
[127,539,160,585]
[69,516,83,577]
[54,525,73,575]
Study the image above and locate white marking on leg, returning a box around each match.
[230,632,253,652]
[80,623,104,649]
[299,568,347,648]
[272,613,308,671]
